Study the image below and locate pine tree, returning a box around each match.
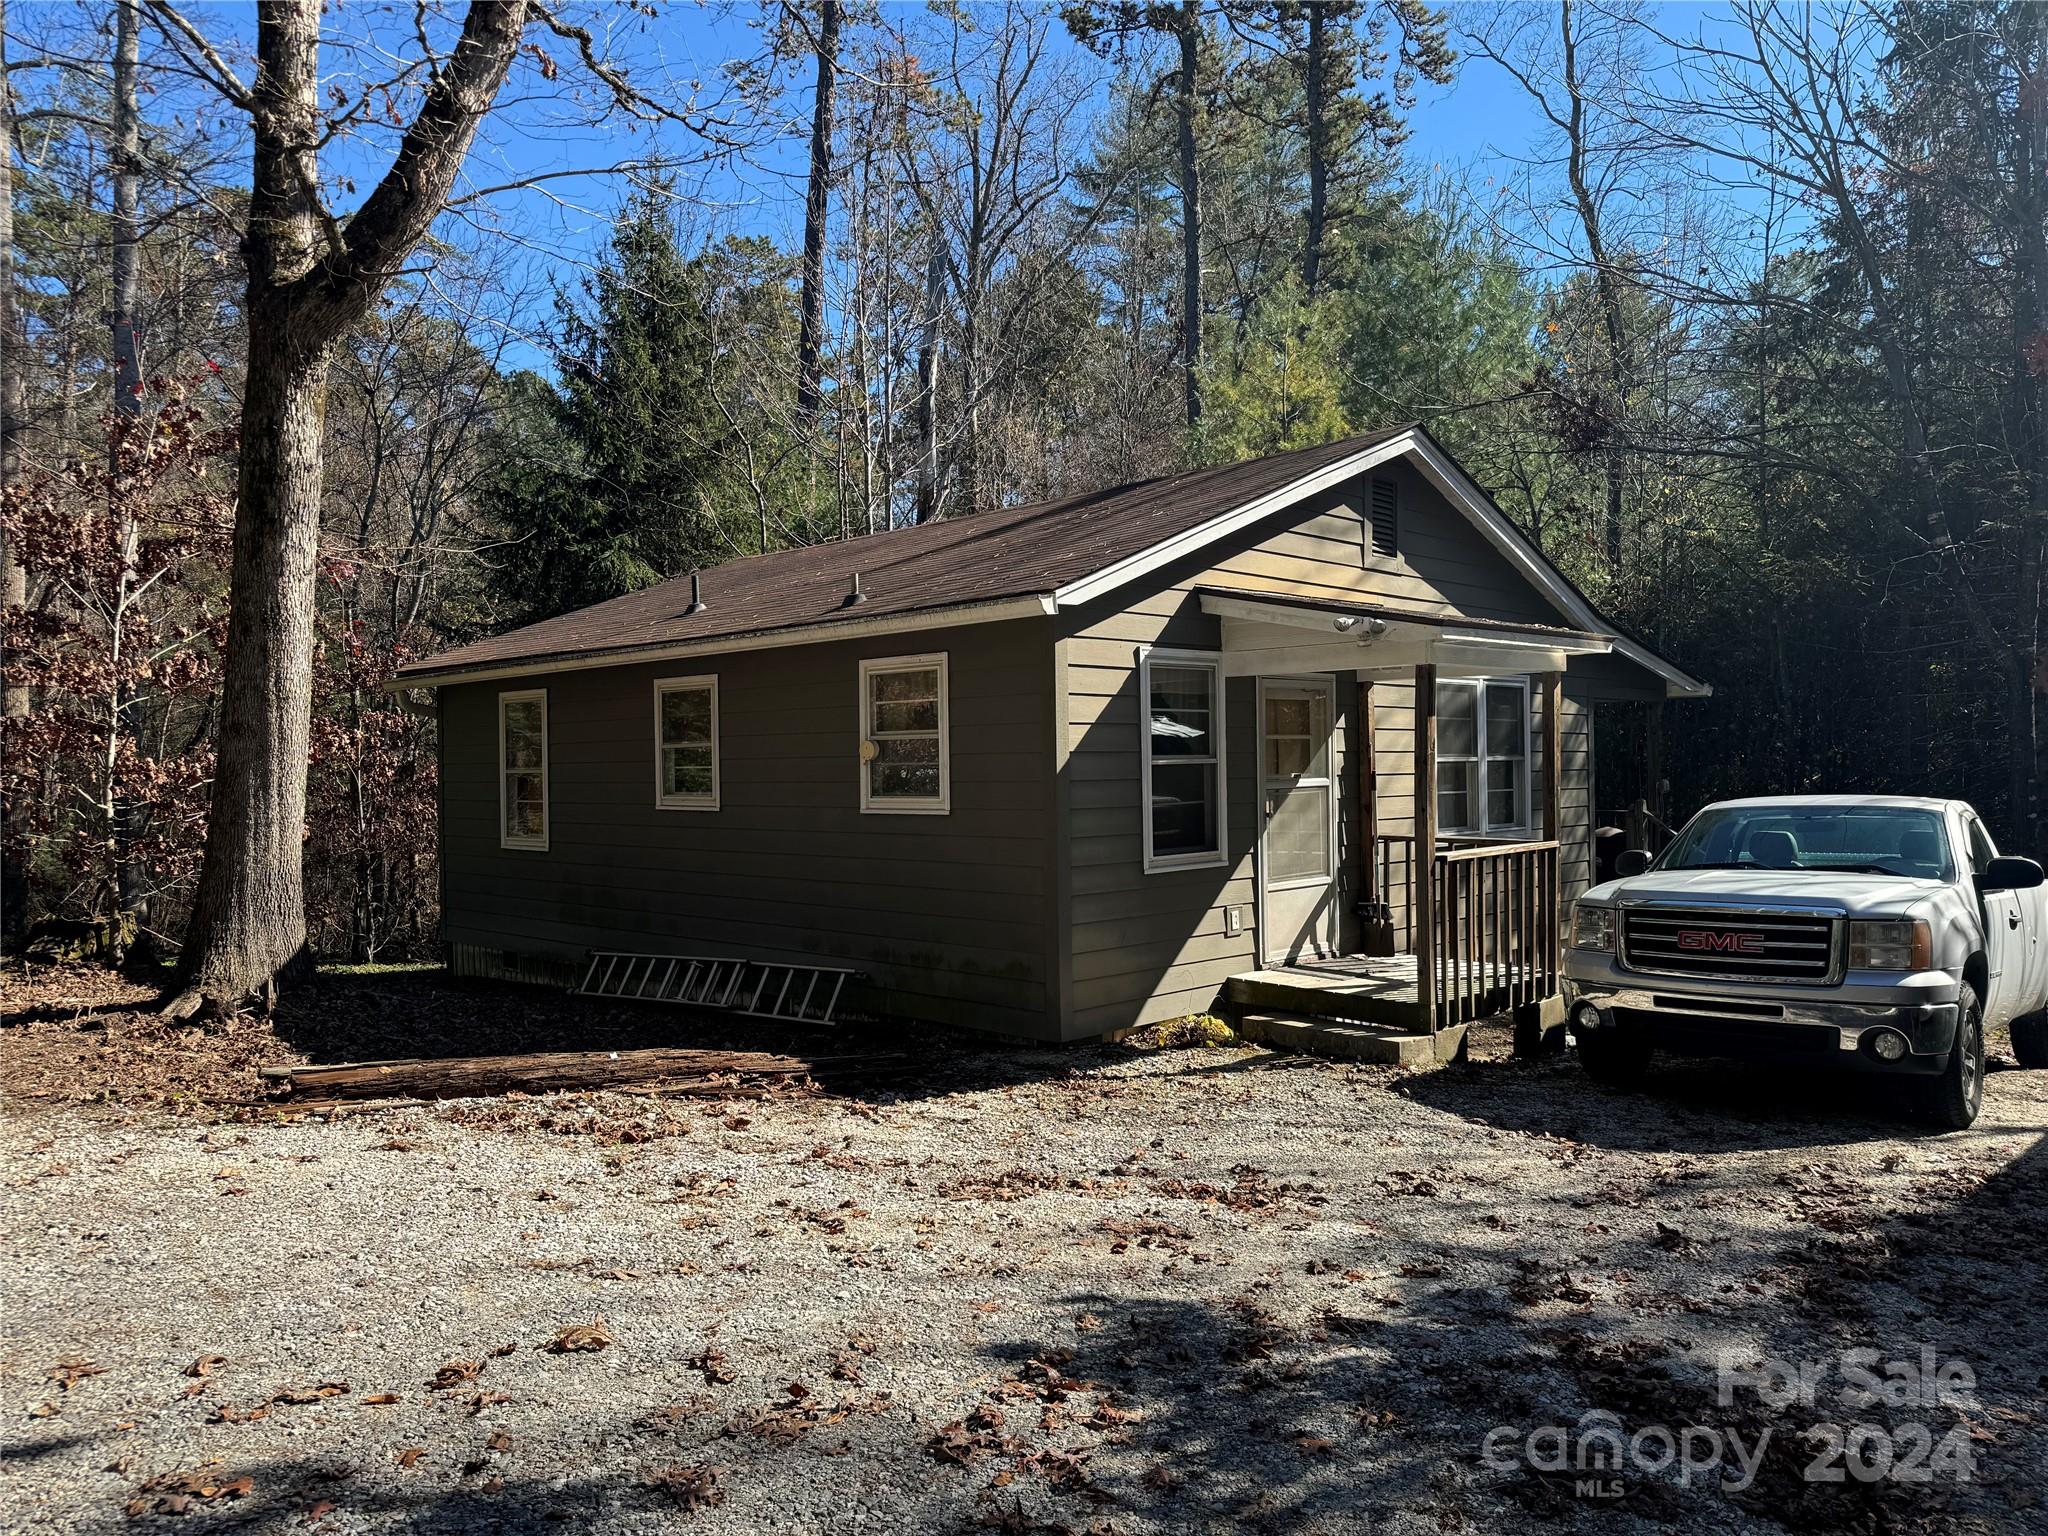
[485,186,749,622]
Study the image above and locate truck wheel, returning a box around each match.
[1914,984,1984,1130]
[2010,1010,2048,1069]
[1575,1025,1651,1087]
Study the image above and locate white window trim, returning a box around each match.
[859,652,951,815]
[1140,646,1229,873]
[1435,675,1532,839]
[653,674,720,811]
[497,687,549,852]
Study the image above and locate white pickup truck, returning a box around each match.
[1563,795,2048,1129]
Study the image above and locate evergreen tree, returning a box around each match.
[485,185,752,622]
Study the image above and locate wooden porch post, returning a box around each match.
[1514,670,1569,1057]
[1540,671,1564,982]
[1413,664,1437,1030]
[1540,672,1563,847]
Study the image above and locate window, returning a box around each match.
[654,675,719,810]
[860,653,949,813]
[498,689,548,851]
[1435,677,1529,836]
[1141,648,1226,871]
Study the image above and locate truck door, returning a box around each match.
[1964,814,2027,1027]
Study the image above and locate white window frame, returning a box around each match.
[1434,675,1532,838]
[858,652,951,815]
[1140,646,1229,873]
[497,688,549,852]
[653,674,720,811]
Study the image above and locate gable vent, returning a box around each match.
[1368,478,1398,558]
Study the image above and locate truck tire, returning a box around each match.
[1914,983,1984,1130]
[1575,1024,1651,1087]
[2011,1009,2048,1069]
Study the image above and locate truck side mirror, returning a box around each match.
[1981,856,2044,892]
[1615,849,1652,877]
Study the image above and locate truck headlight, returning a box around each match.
[1571,903,1617,951]
[1847,919,1931,972]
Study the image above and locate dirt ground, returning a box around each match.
[3,965,2044,1535]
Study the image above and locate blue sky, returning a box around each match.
[154,1,1769,366]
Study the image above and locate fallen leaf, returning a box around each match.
[45,1357,106,1391]
[395,1447,425,1469]
[486,1430,512,1452]
[688,1345,736,1385]
[644,1461,726,1510]
[546,1321,615,1354]
[429,1359,481,1390]
[362,1393,402,1406]
[185,1354,229,1379]
[271,1382,349,1405]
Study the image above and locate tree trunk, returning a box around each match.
[109,0,152,961]
[1302,2,1328,298]
[0,0,25,952]
[173,323,331,1011]
[169,0,526,1014]
[913,232,944,523]
[2006,0,2047,855]
[111,0,143,416]
[795,0,839,430]
[1559,0,1626,574]
[1174,3,1203,430]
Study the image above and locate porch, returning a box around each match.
[1205,587,1583,1051]
[1224,835,1564,1052]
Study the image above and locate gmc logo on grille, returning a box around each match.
[1676,930,1765,953]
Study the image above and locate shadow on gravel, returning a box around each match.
[964,1136,2048,1534]
[1395,1045,1957,1155]
[263,967,1136,1106]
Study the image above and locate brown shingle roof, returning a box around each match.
[398,426,1413,682]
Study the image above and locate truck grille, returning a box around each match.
[1620,907,1838,983]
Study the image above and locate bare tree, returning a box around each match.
[1464,0,1676,574]
[1067,1,1210,430]
[147,0,529,1015]
[795,0,840,429]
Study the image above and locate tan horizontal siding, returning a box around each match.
[1052,461,1593,1038]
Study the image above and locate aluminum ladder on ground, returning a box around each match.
[575,952,862,1027]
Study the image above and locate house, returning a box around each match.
[395,425,1706,1047]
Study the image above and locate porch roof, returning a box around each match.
[1197,587,1615,679]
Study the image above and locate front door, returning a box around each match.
[1259,677,1339,963]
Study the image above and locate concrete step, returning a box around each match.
[1224,970,1428,1030]
[1238,1013,1466,1067]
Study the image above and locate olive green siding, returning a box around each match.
[1053,462,1607,1038]
[439,617,1061,1038]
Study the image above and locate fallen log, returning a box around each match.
[261,1047,899,1104]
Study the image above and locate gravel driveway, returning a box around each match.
[3,985,2044,1535]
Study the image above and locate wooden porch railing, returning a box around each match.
[1427,840,1560,1029]
[1371,832,1420,952]
[1371,833,1564,1030]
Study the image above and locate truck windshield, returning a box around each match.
[1658,806,1954,880]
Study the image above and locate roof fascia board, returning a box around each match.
[1438,626,1611,657]
[1056,427,1708,701]
[386,594,1055,692]
[1400,437,1710,699]
[1049,434,1416,611]
[1199,591,1610,655]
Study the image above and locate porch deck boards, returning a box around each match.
[1224,953,1522,1032]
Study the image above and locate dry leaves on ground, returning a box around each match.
[644,1462,726,1510]
[546,1320,615,1354]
